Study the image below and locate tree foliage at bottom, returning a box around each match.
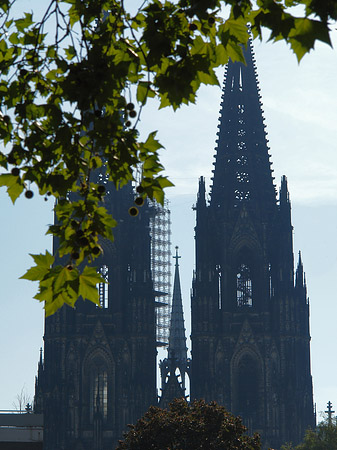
[116,398,261,450]
[281,418,337,450]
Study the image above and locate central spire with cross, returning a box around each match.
[159,246,190,407]
[168,246,186,362]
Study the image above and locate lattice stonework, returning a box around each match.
[148,199,172,346]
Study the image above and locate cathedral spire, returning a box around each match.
[168,246,187,363]
[159,247,189,407]
[210,38,276,215]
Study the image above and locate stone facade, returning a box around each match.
[191,39,315,449]
[34,183,157,450]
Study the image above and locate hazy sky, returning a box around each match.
[1,1,337,422]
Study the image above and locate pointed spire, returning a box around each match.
[279,175,291,221]
[159,247,189,405]
[197,176,206,208]
[280,175,290,205]
[210,38,276,215]
[296,251,304,288]
[37,347,44,381]
[34,347,44,414]
[168,247,187,363]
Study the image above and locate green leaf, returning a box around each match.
[31,251,55,268]
[143,131,163,153]
[34,286,53,303]
[225,18,249,44]
[155,176,174,189]
[20,251,54,281]
[9,32,19,45]
[54,266,78,292]
[15,13,33,32]
[44,294,65,317]
[20,265,49,282]
[79,267,104,306]
[197,69,219,86]
[136,81,156,104]
[0,173,24,203]
[191,36,207,55]
[65,45,76,60]
[289,18,332,62]
[226,41,245,63]
[152,187,164,205]
[215,44,229,66]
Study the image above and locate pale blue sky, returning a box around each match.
[1,1,337,421]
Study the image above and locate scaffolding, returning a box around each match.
[149,199,172,347]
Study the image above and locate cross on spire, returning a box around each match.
[173,246,181,267]
[325,401,335,424]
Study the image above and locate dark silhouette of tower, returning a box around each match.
[159,247,189,407]
[191,39,315,449]
[34,180,157,450]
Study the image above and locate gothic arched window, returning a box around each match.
[236,263,253,307]
[90,366,108,422]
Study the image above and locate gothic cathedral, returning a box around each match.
[191,39,315,448]
[34,38,315,450]
[34,181,157,450]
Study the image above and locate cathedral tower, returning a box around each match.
[191,39,314,449]
[35,179,157,450]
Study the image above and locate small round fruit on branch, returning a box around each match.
[11,167,20,176]
[7,154,16,164]
[79,236,89,247]
[97,185,106,194]
[25,190,34,199]
[92,246,101,255]
[19,68,28,77]
[128,206,139,217]
[71,251,80,260]
[134,197,144,206]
